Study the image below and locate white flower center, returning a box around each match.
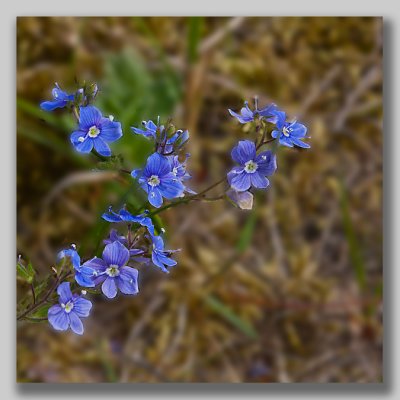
[88,125,100,138]
[61,301,74,313]
[172,167,178,176]
[148,175,160,187]
[282,126,292,137]
[244,160,258,173]
[106,264,120,277]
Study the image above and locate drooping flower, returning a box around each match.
[163,129,189,154]
[57,246,95,288]
[48,282,92,335]
[269,110,310,148]
[227,140,277,192]
[70,106,123,156]
[131,153,185,208]
[102,207,155,237]
[229,100,277,124]
[226,189,254,210]
[40,83,75,111]
[151,235,179,273]
[83,241,139,299]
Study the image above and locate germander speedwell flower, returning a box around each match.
[83,241,139,299]
[70,106,123,156]
[48,282,92,335]
[269,110,310,148]
[227,140,277,192]
[131,152,185,208]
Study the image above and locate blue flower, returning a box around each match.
[131,120,160,140]
[269,110,310,148]
[131,153,185,208]
[83,241,139,299]
[151,235,178,273]
[229,101,277,124]
[70,106,123,156]
[48,282,92,335]
[57,246,95,288]
[227,140,277,192]
[102,207,156,237]
[40,83,75,111]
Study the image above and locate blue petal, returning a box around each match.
[158,177,185,199]
[74,137,94,153]
[48,305,69,331]
[117,267,139,295]
[58,248,81,270]
[131,168,142,179]
[99,118,123,142]
[118,209,142,223]
[82,257,106,272]
[255,151,277,176]
[148,187,163,208]
[102,211,122,222]
[151,252,170,273]
[102,277,118,298]
[102,241,130,267]
[79,106,102,130]
[93,137,111,157]
[228,109,254,124]
[230,171,251,192]
[152,235,165,251]
[144,153,171,177]
[269,110,286,129]
[231,140,256,165]
[70,130,87,146]
[279,136,294,147]
[57,282,72,304]
[40,99,68,111]
[72,297,92,317]
[289,122,307,138]
[271,130,281,139]
[258,103,278,118]
[291,137,311,148]
[68,312,84,335]
[250,173,269,189]
[75,270,95,288]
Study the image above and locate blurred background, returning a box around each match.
[16,17,382,383]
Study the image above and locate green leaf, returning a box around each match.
[204,295,259,340]
[30,303,51,319]
[16,260,35,283]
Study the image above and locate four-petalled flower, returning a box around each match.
[131,153,185,208]
[227,140,277,192]
[48,282,92,335]
[70,106,123,156]
[269,110,310,148]
[83,241,139,299]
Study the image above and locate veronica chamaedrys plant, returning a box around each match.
[16,81,310,336]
